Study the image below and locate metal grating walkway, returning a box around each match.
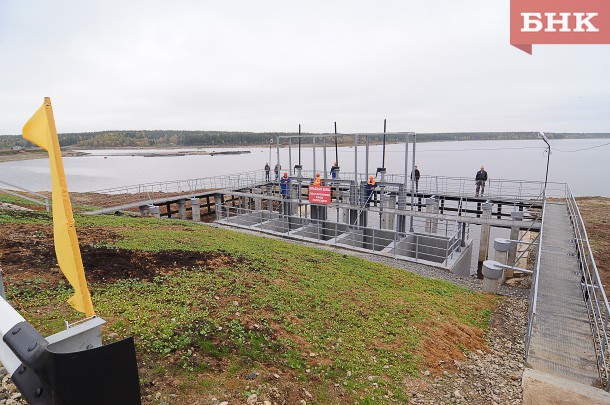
[528,202,599,385]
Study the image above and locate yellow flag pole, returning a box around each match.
[23,98,95,317]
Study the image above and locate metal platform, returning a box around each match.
[527,202,599,385]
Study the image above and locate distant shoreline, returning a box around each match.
[1,135,609,164]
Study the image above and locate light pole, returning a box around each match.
[268,138,273,165]
[538,132,550,199]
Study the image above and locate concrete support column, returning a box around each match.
[177,199,187,219]
[508,211,523,267]
[482,260,504,294]
[342,190,350,223]
[191,198,201,222]
[397,185,407,233]
[253,188,262,211]
[214,194,222,220]
[294,165,302,181]
[358,183,368,227]
[381,193,396,230]
[477,202,493,279]
[149,205,160,219]
[349,183,358,226]
[425,197,439,234]
[494,238,512,279]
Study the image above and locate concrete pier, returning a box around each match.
[425,197,439,233]
[482,260,503,293]
[477,202,493,278]
[177,198,187,219]
[494,238,511,278]
[508,211,523,267]
[191,198,201,222]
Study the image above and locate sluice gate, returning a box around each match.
[215,177,542,274]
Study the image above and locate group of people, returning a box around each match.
[264,162,489,197]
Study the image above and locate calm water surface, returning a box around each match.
[1,139,608,196]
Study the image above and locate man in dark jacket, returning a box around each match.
[475,166,488,196]
[411,165,420,192]
[264,163,270,181]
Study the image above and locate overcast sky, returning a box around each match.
[1,0,609,135]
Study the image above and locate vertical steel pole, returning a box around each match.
[365,135,370,182]
[313,135,317,176]
[323,136,327,179]
[288,137,292,174]
[354,134,358,182]
[276,136,280,181]
[410,133,416,232]
[334,122,339,165]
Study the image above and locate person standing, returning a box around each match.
[475,166,488,196]
[365,175,377,207]
[330,162,338,179]
[264,163,270,181]
[313,172,322,186]
[411,165,420,192]
[280,172,291,197]
[274,163,280,180]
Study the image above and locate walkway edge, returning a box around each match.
[523,368,610,405]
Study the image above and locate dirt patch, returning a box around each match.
[83,247,240,282]
[576,197,610,288]
[419,321,487,373]
[0,221,241,283]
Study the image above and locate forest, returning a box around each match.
[1,130,609,149]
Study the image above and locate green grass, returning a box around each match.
[3,210,498,402]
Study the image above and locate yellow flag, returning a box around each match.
[23,98,95,317]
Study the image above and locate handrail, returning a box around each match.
[565,186,610,389]
[0,179,50,211]
[525,198,546,358]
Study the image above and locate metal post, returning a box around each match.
[409,133,416,232]
[354,134,358,182]
[276,136,281,181]
[323,136,327,180]
[365,135,370,181]
[288,138,292,175]
[539,132,551,200]
[313,135,317,175]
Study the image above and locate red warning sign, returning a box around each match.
[309,185,331,205]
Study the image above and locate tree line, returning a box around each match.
[0,130,609,149]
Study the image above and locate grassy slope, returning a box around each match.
[0,205,496,403]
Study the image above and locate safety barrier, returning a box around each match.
[0,179,50,211]
[566,186,610,389]
[215,195,467,267]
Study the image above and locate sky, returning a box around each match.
[0,0,609,135]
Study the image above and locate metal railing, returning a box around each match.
[0,179,50,211]
[82,170,268,211]
[215,193,465,267]
[565,185,610,389]
[524,199,546,359]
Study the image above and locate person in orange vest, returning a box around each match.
[280,172,291,197]
[313,172,322,186]
[365,175,377,207]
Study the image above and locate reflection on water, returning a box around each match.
[0,139,608,196]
